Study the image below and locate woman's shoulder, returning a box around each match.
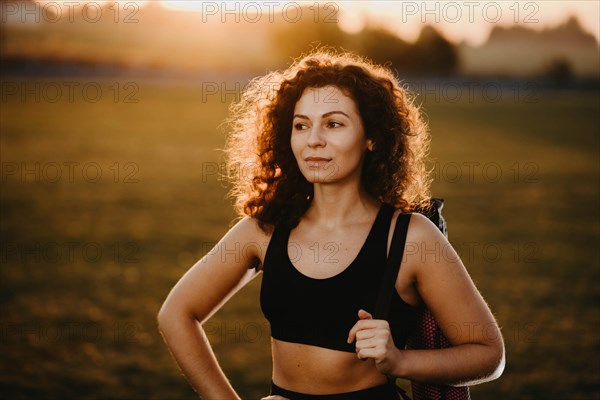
[230,216,273,241]
[228,216,273,266]
[408,211,440,231]
[388,209,446,247]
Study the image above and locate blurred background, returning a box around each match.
[1,1,598,399]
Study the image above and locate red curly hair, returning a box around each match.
[224,49,431,232]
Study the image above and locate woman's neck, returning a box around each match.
[306,181,379,229]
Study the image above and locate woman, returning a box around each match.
[158,50,505,399]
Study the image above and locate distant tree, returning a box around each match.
[543,57,574,85]
[269,19,458,77]
[348,25,458,76]
[412,26,458,76]
[346,26,410,69]
[270,5,348,65]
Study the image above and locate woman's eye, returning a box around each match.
[294,123,308,130]
[327,121,342,128]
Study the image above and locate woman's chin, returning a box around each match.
[301,170,338,184]
[303,175,335,184]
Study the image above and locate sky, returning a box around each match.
[29,0,600,47]
[334,1,600,45]
[158,0,600,46]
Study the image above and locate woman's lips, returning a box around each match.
[305,157,331,167]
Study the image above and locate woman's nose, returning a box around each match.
[307,126,326,147]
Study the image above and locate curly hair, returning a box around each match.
[224,49,432,232]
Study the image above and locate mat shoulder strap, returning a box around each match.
[373,213,412,320]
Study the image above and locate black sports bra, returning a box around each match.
[260,204,418,353]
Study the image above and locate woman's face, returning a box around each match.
[291,86,372,185]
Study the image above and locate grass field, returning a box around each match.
[0,77,598,399]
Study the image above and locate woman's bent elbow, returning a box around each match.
[157,305,167,328]
[157,301,201,337]
[487,345,506,381]
[157,302,184,334]
[487,329,506,379]
[471,341,506,386]
[479,327,506,383]
[452,340,506,387]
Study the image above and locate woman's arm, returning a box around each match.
[157,217,267,399]
[395,213,505,385]
[349,213,505,386]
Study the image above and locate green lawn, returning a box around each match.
[1,77,598,399]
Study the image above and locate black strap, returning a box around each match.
[373,213,412,320]
[395,385,412,400]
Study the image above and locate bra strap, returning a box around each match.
[373,212,412,320]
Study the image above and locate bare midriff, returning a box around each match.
[271,338,389,394]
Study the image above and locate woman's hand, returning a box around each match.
[260,396,289,400]
[347,309,401,376]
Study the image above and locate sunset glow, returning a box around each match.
[159,0,204,12]
[29,1,599,46]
